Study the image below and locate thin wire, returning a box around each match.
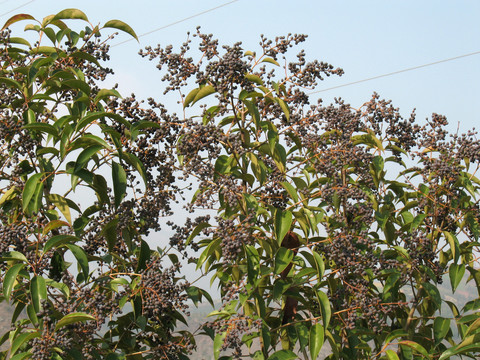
[112,0,240,47]
[310,50,480,94]
[0,0,37,18]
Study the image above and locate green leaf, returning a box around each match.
[112,162,127,208]
[102,217,119,252]
[104,20,138,41]
[123,152,147,185]
[411,213,426,229]
[243,99,260,128]
[262,57,280,66]
[0,186,18,206]
[439,344,480,360]
[449,263,465,293]
[30,275,47,313]
[10,351,33,360]
[66,244,89,281]
[53,9,89,21]
[274,247,294,275]
[398,340,429,358]
[434,317,451,344]
[22,123,58,137]
[275,209,293,245]
[465,317,480,337]
[309,323,324,359]
[281,181,298,204]
[0,77,22,90]
[312,251,325,280]
[22,173,43,211]
[55,312,95,331]
[74,145,103,173]
[444,231,460,264]
[42,220,70,236]
[213,331,227,360]
[275,98,290,121]
[70,51,100,66]
[245,74,263,85]
[10,331,40,356]
[422,282,442,310]
[94,89,122,105]
[3,263,25,300]
[63,79,91,95]
[183,88,200,108]
[47,194,73,224]
[267,350,297,360]
[273,279,290,300]
[192,85,216,106]
[316,290,331,328]
[385,349,400,360]
[186,222,211,246]
[2,14,35,31]
[43,234,80,253]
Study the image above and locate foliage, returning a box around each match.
[0,9,201,360]
[2,8,480,360]
[144,30,480,359]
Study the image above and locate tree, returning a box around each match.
[2,8,480,360]
[0,9,200,359]
[145,30,480,359]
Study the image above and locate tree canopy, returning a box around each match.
[1,8,480,360]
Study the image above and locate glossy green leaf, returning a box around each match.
[275,98,290,121]
[23,123,58,137]
[316,290,331,328]
[309,323,324,359]
[10,331,40,356]
[66,244,89,281]
[1,14,35,31]
[186,222,211,246]
[398,340,429,358]
[94,88,122,105]
[312,251,325,280]
[44,234,80,253]
[274,247,294,275]
[47,194,73,224]
[55,312,95,331]
[3,263,25,300]
[191,85,215,106]
[281,181,298,204]
[73,145,103,173]
[104,19,138,41]
[123,152,147,185]
[30,275,47,313]
[10,351,33,360]
[22,173,43,211]
[449,263,465,293]
[422,282,442,309]
[262,57,280,66]
[267,350,297,360]
[385,349,400,360]
[444,231,460,264]
[275,209,293,245]
[53,9,89,21]
[213,331,227,360]
[434,317,451,344]
[112,162,127,208]
[183,88,200,108]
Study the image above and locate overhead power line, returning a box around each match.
[112,0,240,47]
[310,50,480,94]
[0,0,36,18]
